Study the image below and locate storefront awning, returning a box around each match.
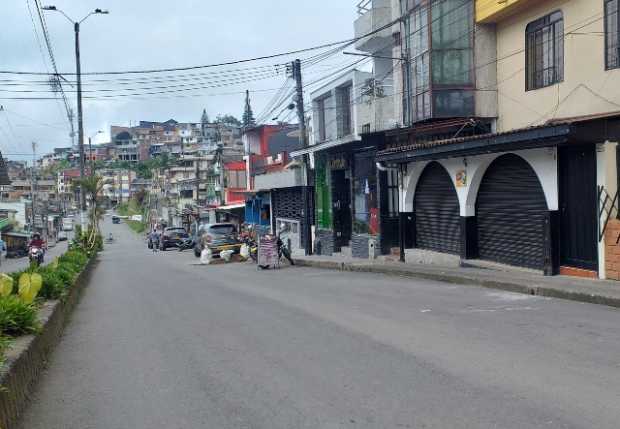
[377,112,620,163]
[216,203,245,211]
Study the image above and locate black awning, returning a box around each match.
[377,124,574,163]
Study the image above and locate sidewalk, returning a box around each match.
[295,255,620,309]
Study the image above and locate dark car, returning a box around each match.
[160,227,189,251]
[112,216,121,224]
[193,223,241,258]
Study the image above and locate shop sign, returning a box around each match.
[456,170,467,187]
[329,156,348,170]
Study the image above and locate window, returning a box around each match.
[386,170,399,218]
[336,84,352,138]
[401,0,474,123]
[526,11,564,90]
[606,0,619,69]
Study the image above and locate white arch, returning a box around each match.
[401,148,558,216]
[463,148,558,217]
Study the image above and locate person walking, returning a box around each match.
[150,229,160,253]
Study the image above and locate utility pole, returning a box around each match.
[74,21,87,230]
[31,142,37,233]
[43,5,109,228]
[195,156,200,206]
[292,59,312,255]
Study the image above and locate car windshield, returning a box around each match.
[209,225,236,236]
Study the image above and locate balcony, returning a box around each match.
[254,168,303,191]
[476,0,538,23]
[354,0,393,53]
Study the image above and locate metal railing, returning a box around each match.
[357,0,372,15]
[598,185,619,242]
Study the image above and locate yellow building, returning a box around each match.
[378,0,620,280]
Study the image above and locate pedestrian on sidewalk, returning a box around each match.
[150,229,160,253]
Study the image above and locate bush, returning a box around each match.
[0,296,39,336]
[37,267,66,300]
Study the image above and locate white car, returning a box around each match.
[57,231,68,241]
[62,218,74,231]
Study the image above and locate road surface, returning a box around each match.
[0,237,70,274]
[18,219,620,428]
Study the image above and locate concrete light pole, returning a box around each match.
[43,5,109,230]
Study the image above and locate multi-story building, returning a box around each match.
[243,124,304,250]
[373,0,620,280]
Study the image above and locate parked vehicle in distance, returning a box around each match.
[57,231,68,241]
[112,216,121,224]
[62,217,74,231]
[160,227,189,251]
[194,223,241,258]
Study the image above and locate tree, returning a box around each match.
[242,90,256,128]
[75,176,104,251]
[215,114,241,127]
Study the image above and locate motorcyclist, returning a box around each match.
[29,233,45,250]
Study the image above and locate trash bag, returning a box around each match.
[240,244,249,260]
[221,249,234,262]
[200,247,212,265]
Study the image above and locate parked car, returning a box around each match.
[112,216,121,224]
[160,227,189,251]
[194,223,241,258]
[57,231,68,241]
[62,217,74,231]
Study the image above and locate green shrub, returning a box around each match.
[0,296,39,336]
[37,267,67,299]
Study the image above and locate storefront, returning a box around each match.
[378,115,620,278]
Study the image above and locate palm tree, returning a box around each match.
[76,175,105,250]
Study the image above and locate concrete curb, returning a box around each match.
[295,259,620,309]
[0,255,98,429]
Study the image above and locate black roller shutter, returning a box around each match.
[476,154,548,270]
[414,162,460,254]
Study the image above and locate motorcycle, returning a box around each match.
[29,246,44,266]
[277,230,295,266]
[177,237,195,252]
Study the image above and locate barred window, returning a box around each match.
[526,11,564,90]
[606,0,619,69]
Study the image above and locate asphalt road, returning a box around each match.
[18,219,620,428]
[0,237,70,274]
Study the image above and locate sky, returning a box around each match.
[0,0,358,161]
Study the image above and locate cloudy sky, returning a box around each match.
[1,1,358,160]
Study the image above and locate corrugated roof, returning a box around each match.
[379,112,620,157]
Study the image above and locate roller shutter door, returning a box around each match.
[476,154,548,270]
[414,162,460,254]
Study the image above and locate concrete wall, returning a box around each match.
[401,147,558,216]
[495,0,620,132]
[474,22,499,120]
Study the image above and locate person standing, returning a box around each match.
[150,229,160,253]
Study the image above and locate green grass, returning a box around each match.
[117,200,148,234]
[0,297,39,336]
[126,220,147,234]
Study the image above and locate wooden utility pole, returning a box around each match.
[292,59,312,255]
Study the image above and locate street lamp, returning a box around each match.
[43,5,109,230]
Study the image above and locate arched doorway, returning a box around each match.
[476,154,548,270]
[414,162,460,254]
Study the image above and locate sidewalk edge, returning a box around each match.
[295,259,620,309]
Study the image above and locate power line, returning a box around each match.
[0,15,402,76]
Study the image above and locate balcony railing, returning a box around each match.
[357,0,372,15]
